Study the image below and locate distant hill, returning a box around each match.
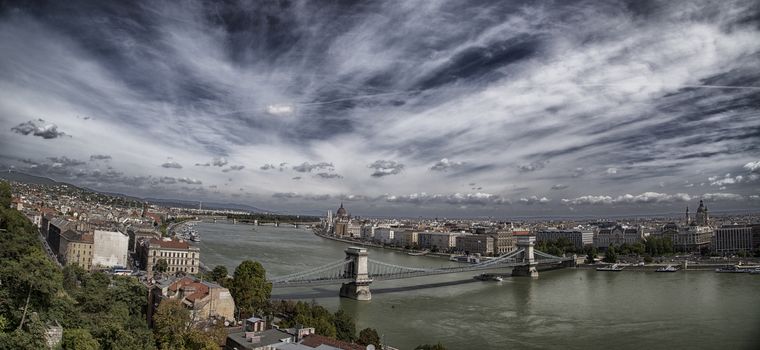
[0,170,62,186]
[143,197,268,213]
[1,171,280,214]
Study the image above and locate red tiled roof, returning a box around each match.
[512,230,531,236]
[149,238,190,249]
[168,277,210,303]
[300,334,365,350]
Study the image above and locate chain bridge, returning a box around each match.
[268,236,576,300]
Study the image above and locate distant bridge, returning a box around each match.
[268,236,576,301]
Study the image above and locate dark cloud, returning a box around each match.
[177,177,202,185]
[161,161,183,169]
[11,119,67,139]
[368,160,404,177]
[222,165,245,172]
[195,162,211,167]
[550,184,568,190]
[430,158,466,172]
[292,162,334,173]
[272,192,331,201]
[46,156,85,167]
[159,176,176,184]
[89,154,112,161]
[517,161,547,173]
[260,164,276,170]
[212,157,228,167]
[292,176,302,180]
[316,172,342,179]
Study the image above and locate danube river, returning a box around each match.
[195,222,760,350]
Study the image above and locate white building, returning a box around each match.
[93,229,129,268]
[374,227,395,244]
[418,232,461,252]
[712,225,757,255]
[535,229,594,249]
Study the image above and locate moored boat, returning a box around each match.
[596,264,624,271]
[715,265,746,273]
[656,265,679,272]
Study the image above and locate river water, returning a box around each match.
[195,221,760,350]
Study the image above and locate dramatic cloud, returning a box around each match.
[519,196,550,205]
[430,158,466,172]
[562,192,693,205]
[222,165,245,172]
[744,161,760,173]
[272,192,331,201]
[161,161,183,169]
[369,160,404,177]
[702,193,744,201]
[47,156,85,167]
[10,119,67,139]
[518,161,547,173]
[316,172,343,179]
[2,1,759,216]
[89,154,111,161]
[212,157,228,167]
[177,177,202,185]
[159,176,177,184]
[292,162,334,173]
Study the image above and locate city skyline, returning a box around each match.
[1,1,760,216]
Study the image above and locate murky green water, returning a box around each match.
[196,221,760,350]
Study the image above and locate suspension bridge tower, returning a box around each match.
[339,247,373,300]
[512,235,539,277]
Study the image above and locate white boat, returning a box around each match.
[655,265,679,272]
[596,264,624,271]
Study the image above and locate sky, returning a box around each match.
[1,0,759,217]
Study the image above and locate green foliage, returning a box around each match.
[153,299,191,350]
[155,259,169,273]
[536,237,578,256]
[645,236,674,256]
[603,246,618,263]
[585,246,598,264]
[0,181,11,208]
[210,265,230,286]
[62,328,99,350]
[415,342,447,350]
[231,260,272,318]
[357,327,381,348]
[333,309,356,342]
[0,205,154,350]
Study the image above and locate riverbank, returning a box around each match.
[312,229,454,260]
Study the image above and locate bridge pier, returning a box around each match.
[512,236,539,278]
[339,247,372,301]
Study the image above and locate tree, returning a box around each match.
[0,181,11,209]
[585,246,598,264]
[62,329,99,350]
[357,328,381,348]
[231,260,272,318]
[154,259,168,274]
[333,309,356,342]
[415,343,447,350]
[210,265,229,283]
[603,246,618,263]
[153,299,190,350]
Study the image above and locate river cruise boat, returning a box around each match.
[474,273,504,281]
[655,265,679,272]
[715,265,746,273]
[750,268,760,275]
[596,264,624,271]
